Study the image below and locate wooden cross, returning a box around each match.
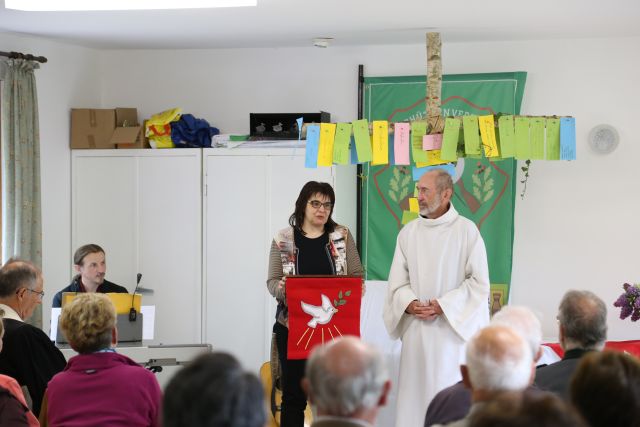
[426,32,445,134]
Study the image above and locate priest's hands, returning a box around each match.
[405,299,442,320]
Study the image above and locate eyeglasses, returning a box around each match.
[26,288,45,299]
[308,200,333,210]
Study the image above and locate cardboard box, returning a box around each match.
[70,109,116,149]
[113,109,148,149]
[70,108,148,149]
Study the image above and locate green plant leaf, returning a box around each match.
[334,299,338,306]
[345,290,351,296]
[484,189,494,202]
[398,187,408,200]
[484,178,494,192]
[393,167,401,180]
[388,190,397,202]
[473,187,482,200]
[484,167,491,179]
[338,291,343,299]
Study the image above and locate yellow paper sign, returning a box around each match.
[409,197,419,213]
[478,115,500,158]
[426,150,448,166]
[317,123,336,166]
[372,121,389,165]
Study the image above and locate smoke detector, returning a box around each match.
[588,124,619,155]
[312,37,333,48]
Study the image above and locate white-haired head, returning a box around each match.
[491,305,543,360]
[465,325,533,392]
[304,336,389,417]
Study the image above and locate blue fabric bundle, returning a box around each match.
[171,114,220,148]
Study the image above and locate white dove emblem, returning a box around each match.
[300,294,338,328]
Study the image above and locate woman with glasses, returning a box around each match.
[267,181,363,427]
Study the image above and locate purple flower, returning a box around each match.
[614,294,628,307]
[614,283,640,322]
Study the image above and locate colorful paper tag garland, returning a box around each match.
[303,115,576,168]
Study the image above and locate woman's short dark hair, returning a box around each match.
[570,350,640,427]
[470,390,586,427]
[163,352,266,427]
[288,181,337,234]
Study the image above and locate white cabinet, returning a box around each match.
[71,149,202,345]
[72,148,357,372]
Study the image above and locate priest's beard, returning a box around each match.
[419,194,442,217]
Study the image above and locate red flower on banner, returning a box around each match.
[286,276,362,360]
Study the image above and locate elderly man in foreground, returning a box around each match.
[0,259,66,416]
[303,336,391,427]
[434,325,535,427]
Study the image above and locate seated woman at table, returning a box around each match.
[43,293,161,427]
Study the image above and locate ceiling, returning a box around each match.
[1,0,639,50]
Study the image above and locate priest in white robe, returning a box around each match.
[383,169,490,427]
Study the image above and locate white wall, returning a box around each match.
[0,32,101,330]
[99,37,640,343]
[3,33,638,344]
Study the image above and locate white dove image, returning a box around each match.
[300,294,338,328]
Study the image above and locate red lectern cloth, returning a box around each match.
[285,276,362,360]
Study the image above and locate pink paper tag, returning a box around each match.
[423,134,443,150]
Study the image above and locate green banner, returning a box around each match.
[361,72,526,308]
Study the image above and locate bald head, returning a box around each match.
[465,325,533,393]
[491,305,543,360]
[558,290,607,350]
[305,336,389,417]
[421,169,454,193]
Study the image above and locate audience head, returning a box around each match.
[491,305,543,361]
[557,290,607,351]
[289,181,337,234]
[463,325,533,395]
[59,293,116,354]
[303,336,390,420]
[0,259,44,320]
[73,243,107,289]
[73,243,105,266]
[163,352,266,427]
[417,169,454,218]
[469,390,586,427]
[570,350,640,427]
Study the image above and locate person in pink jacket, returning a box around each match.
[44,293,161,427]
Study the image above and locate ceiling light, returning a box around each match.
[5,0,256,11]
[312,38,333,48]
